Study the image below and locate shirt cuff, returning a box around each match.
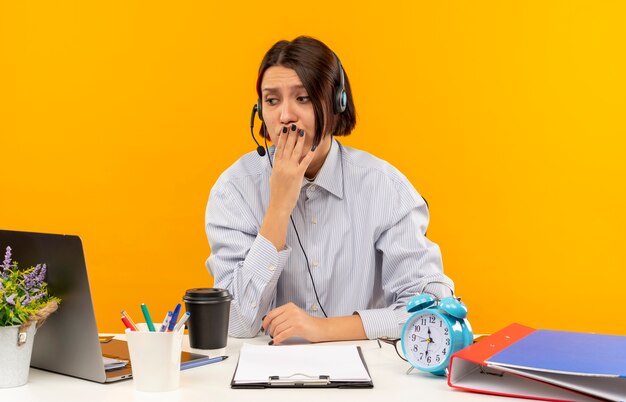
[355,308,410,339]
[355,283,454,339]
[245,233,292,283]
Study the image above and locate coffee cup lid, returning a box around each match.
[183,288,232,303]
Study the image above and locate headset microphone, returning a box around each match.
[250,104,266,157]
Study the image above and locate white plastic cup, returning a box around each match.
[125,323,184,392]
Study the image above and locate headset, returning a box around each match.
[247,53,347,318]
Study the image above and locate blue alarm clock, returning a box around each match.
[400,294,473,376]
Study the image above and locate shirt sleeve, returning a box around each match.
[205,184,292,338]
[355,179,454,340]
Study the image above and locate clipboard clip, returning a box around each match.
[268,373,331,386]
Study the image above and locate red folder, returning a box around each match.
[447,323,622,402]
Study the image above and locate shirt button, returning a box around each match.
[310,185,317,192]
[251,302,257,308]
[311,304,319,312]
[268,264,276,272]
[311,217,317,224]
[312,261,319,268]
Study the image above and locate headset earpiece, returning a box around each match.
[333,55,347,115]
[256,99,264,122]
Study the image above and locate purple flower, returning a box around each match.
[25,264,41,289]
[2,246,11,269]
[39,264,47,282]
[32,292,45,302]
[24,263,47,289]
[23,294,31,306]
[1,246,11,277]
[0,281,4,291]
[6,293,16,305]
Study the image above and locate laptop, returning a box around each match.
[0,229,211,383]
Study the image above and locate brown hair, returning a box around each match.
[256,36,356,145]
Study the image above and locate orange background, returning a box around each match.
[1,1,624,335]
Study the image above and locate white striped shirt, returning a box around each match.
[205,138,454,339]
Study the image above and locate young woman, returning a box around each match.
[205,36,454,345]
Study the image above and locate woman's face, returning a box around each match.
[260,65,329,163]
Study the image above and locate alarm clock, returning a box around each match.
[400,294,473,376]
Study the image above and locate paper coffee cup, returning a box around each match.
[183,288,232,349]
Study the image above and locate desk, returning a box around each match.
[1,335,493,402]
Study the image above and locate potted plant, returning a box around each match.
[0,245,60,388]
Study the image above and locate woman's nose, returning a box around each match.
[279,100,297,125]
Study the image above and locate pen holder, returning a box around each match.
[125,323,184,392]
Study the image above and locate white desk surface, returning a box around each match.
[1,334,496,402]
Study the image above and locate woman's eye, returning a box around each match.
[297,96,310,103]
[265,98,278,106]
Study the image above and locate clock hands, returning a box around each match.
[424,327,434,358]
[427,327,435,344]
[417,325,439,363]
[419,328,434,343]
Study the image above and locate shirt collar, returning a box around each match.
[307,138,344,199]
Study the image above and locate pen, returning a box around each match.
[181,356,228,370]
[168,303,182,332]
[140,303,156,332]
[121,315,136,331]
[173,311,191,332]
[120,310,138,331]
[159,311,173,332]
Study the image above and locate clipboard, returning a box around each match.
[230,344,374,388]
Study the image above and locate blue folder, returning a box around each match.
[484,328,626,401]
[487,329,626,377]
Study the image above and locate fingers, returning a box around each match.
[290,128,306,163]
[274,124,308,164]
[263,302,324,345]
[273,326,297,345]
[272,320,291,337]
[262,302,291,332]
[270,311,299,345]
[263,303,300,343]
[281,124,299,161]
[268,311,290,337]
[274,126,289,159]
[298,145,317,171]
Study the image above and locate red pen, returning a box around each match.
[121,315,136,331]
[121,310,138,331]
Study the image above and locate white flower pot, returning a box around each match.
[0,323,37,388]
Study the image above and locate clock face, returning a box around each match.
[403,312,452,369]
